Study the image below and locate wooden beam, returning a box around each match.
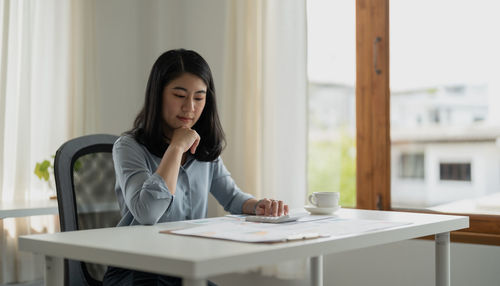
[356,0,390,210]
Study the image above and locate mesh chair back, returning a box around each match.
[54,134,121,286]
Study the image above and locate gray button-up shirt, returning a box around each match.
[112,135,254,226]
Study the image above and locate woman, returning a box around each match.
[103,49,288,286]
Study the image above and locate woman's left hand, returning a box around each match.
[255,198,289,216]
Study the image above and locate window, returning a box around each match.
[390,0,500,215]
[439,163,471,182]
[399,153,424,179]
[306,0,356,208]
[357,0,500,245]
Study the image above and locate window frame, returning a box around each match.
[355,0,500,246]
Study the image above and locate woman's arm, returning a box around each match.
[113,137,174,225]
[155,127,200,195]
[209,158,289,216]
[155,144,183,195]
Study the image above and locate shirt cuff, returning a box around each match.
[229,192,254,214]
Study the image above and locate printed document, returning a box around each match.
[162,215,410,243]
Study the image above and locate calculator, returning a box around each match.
[245,214,299,224]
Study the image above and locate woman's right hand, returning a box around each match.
[169,127,200,154]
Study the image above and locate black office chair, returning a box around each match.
[54,134,121,286]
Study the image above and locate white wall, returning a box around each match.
[94,0,147,135]
[92,1,500,286]
[94,0,227,136]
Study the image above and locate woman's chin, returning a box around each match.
[177,123,193,129]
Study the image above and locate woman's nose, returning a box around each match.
[182,98,195,111]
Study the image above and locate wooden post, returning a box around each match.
[356,0,391,210]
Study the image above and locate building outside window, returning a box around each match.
[390,0,500,213]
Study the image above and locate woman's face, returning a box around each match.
[162,72,207,138]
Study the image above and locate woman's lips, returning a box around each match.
[177,116,193,123]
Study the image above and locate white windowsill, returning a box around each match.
[0,199,59,219]
[428,193,500,216]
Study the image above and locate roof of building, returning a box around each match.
[391,124,500,144]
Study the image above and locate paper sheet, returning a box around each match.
[162,215,410,243]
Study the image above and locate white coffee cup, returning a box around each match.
[308,192,340,208]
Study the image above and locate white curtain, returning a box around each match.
[0,0,97,283]
[220,0,308,279]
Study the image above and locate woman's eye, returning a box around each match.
[174,94,185,98]
[194,97,205,101]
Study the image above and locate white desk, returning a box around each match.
[18,209,468,286]
[0,200,58,219]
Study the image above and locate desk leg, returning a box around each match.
[183,278,206,286]
[311,255,323,286]
[435,232,450,286]
[45,256,63,286]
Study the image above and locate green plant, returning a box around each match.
[34,155,82,183]
[34,156,54,182]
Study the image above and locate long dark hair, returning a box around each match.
[128,49,225,161]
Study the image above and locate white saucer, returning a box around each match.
[304,205,341,215]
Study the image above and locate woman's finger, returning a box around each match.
[264,199,273,216]
[190,134,200,154]
[257,199,289,216]
[256,198,268,216]
[171,127,200,153]
[271,200,279,216]
[255,199,265,215]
